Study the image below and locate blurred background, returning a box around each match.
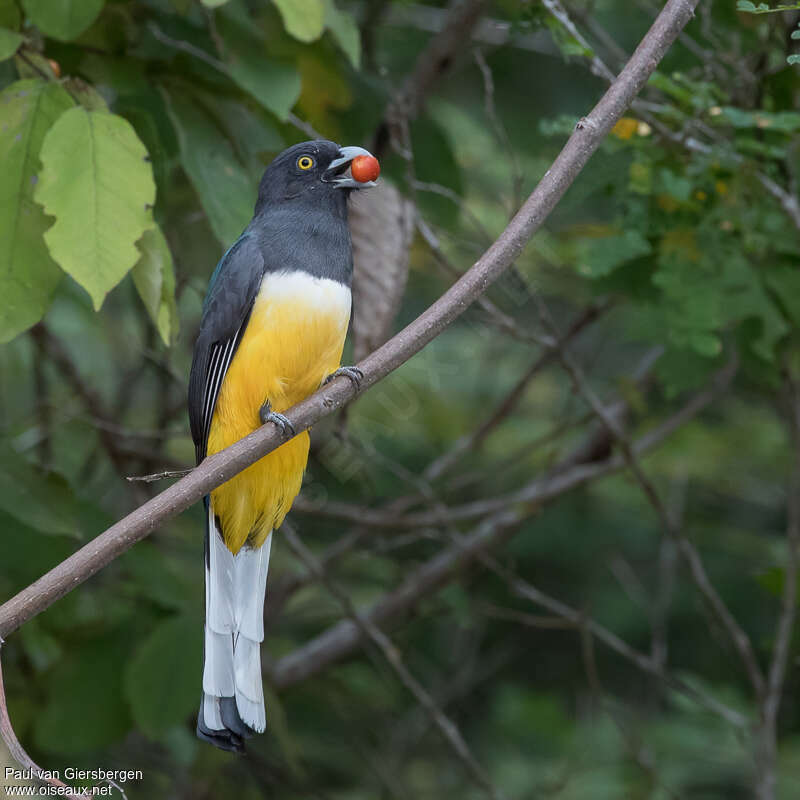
[1,0,800,797]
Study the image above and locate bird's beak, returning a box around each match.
[323,146,378,189]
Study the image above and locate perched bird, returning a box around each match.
[188,140,379,752]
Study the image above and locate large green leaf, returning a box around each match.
[0,446,83,537]
[0,27,23,60]
[34,106,156,309]
[124,614,203,737]
[272,0,325,42]
[219,17,301,121]
[325,0,360,68]
[132,225,179,345]
[0,2,21,29]
[0,79,73,343]
[161,84,256,246]
[21,0,105,42]
[574,230,653,278]
[34,634,130,754]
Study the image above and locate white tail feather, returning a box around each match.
[234,536,271,641]
[207,505,235,633]
[202,628,234,696]
[202,691,224,729]
[231,539,270,732]
[202,501,271,734]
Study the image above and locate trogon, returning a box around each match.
[188,140,379,752]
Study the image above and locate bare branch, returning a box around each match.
[271,360,735,695]
[374,0,489,158]
[531,293,768,696]
[423,301,611,481]
[0,0,700,641]
[475,552,749,729]
[281,524,506,800]
[754,376,800,800]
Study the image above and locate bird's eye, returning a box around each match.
[297,156,314,171]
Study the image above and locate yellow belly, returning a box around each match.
[207,270,351,554]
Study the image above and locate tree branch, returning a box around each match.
[269,359,735,693]
[0,0,700,641]
[755,375,800,800]
[281,524,506,800]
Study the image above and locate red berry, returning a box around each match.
[351,154,380,183]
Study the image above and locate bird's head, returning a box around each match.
[255,140,379,214]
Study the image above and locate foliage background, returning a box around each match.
[1,0,800,798]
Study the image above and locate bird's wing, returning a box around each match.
[189,234,265,462]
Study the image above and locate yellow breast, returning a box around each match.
[207,270,351,553]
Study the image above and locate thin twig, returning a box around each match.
[423,301,611,481]
[281,524,507,800]
[534,295,766,697]
[473,47,524,213]
[126,468,193,483]
[272,362,737,720]
[754,375,800,800]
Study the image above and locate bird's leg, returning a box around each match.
[259,399,296,437]
[323,366,364,390]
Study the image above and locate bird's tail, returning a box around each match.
[197,499,271,753]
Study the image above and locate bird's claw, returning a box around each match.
[323,366,364,390]
[259,401,296,437]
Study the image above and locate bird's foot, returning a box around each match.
[259,401,296,437]
[323,366,364,390]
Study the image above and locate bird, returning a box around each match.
[187,140,380,752]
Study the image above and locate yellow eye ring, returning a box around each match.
[297,155,314,170]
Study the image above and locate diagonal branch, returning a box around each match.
[281,523,507,800]
[535,295,766,696]
[269,360,735,695]
[0,0,700,642]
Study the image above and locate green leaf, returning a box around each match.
[20,617,63,672]
[132,225,179,345]
[34,106,156,309]
[0,27,23,60]
[35,634,130,754]
[21,0,105,42]
[765,265,800,325]
[161,84,256,246]
[325,0,360,68]
[737,1,800,11]
[0,79,74,343]
[120,543,196,612]
[0,1,22,29]
[272,0,325,42]
[718,106,800,132]
[788,54,800,64]
[218,17,301,121]
[0,446,83,537]
[201,0,230,6]
[124,615,203,737]
[575,230,652,278]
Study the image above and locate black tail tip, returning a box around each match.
[197,697,256,753]
[196,720,246,753]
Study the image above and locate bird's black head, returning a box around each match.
[254,140,378,216]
